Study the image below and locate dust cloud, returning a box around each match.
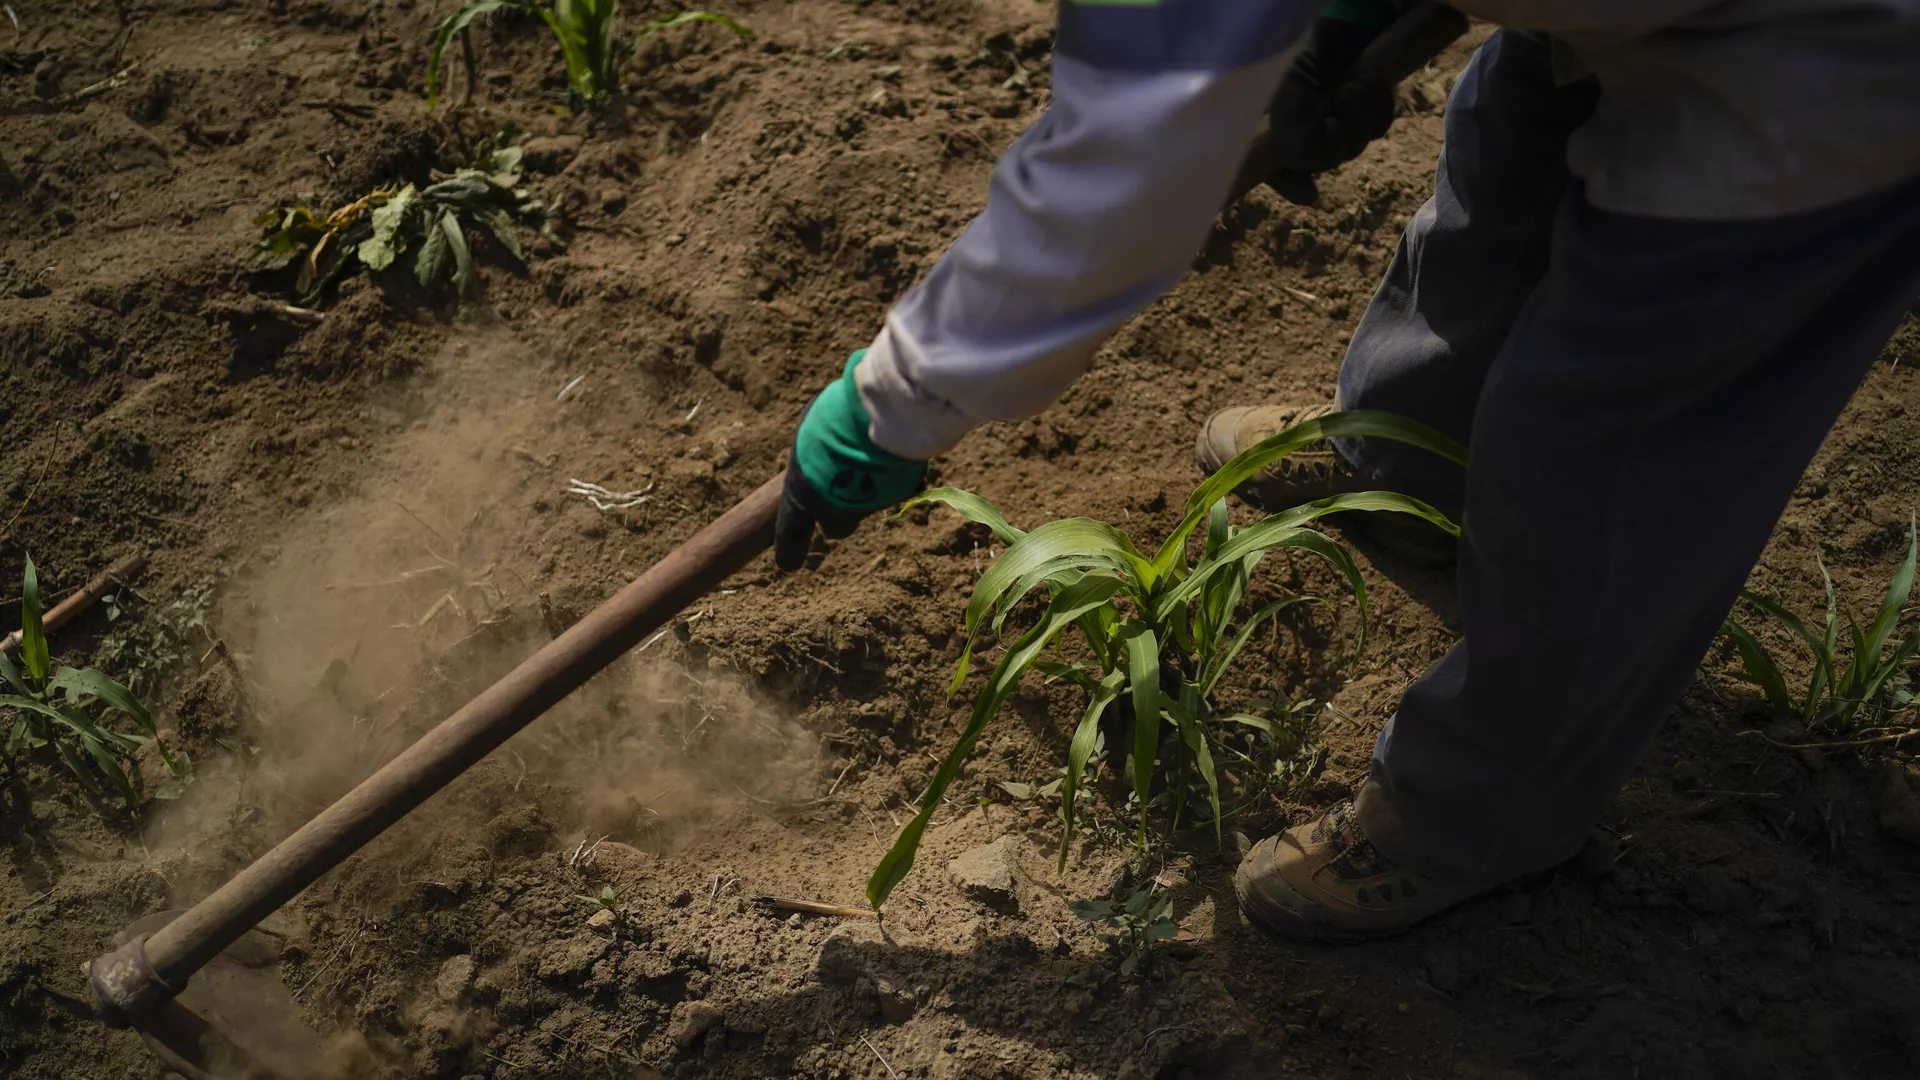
[142,327,822,877]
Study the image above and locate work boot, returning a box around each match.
[1194,400,1458,567]
[1194,401,1363,506]
[1234,801,1493,942]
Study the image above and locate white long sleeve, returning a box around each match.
[854,4,1314,459]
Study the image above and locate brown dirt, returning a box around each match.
[4,2,1920,1079]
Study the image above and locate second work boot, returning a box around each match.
[1234,801,1498,942]
[1194,400,1458,567]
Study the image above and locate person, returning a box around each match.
[771,0,1920,942]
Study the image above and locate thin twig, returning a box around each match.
[0,451,55,546]
[1739,728,1920,750]
[48,63,137,107]
[754,895,877,919]
[860,1035,897,1079]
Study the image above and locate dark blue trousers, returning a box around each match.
[1336,31,1920,882]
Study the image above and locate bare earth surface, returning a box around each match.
[4,1,1919,1078]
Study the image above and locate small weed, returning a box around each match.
[1,557,185,811]
[1725,516,1920,739]
[1072,887,1177,979]
[578,884,624,919]
[252,132,559,307]
[864,411,1465,907]
[427,3,751,113]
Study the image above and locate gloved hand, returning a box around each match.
[1268,1,1463,200]
[774,350,928,572]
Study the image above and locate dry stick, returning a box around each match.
[753,896,877,919]
[1738,727,1920,750]
[0,451,55,546]
[48,63,137,107]
[860,1035,898,1080]
[1,553,146,656]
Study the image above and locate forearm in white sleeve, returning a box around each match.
[854,4,1314,460]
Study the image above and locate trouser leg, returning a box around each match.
[1332,29,1597,521]
[1357,172,1920,884]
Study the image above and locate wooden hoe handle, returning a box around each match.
[89,473,785,1025]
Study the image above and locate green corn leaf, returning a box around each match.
[1204,499,1230,559]
[951,519,1146,694]
[50,737,100,800]
[1156,526,1368,658]
[414,210,452,288]
[426,0,531,112]
[1060,668,1126,868]
[1153,490,1450,621]
[49,666,170,769]
[541,0,604,100]
[8,717,46,754]
[79,728,139,808]
[441,211,478,300]
[1737,590,1835,719]
[1154,410,1466,575]
[0,648,27,697]
[1030,660,1098,688]
[640,10,755,42]
[356,184,417,271]
[991,551,1124,637]
[1121,622,1160,840]
[1854,626,1920,724]
[868,573,1127,907]
[1723,620,1793,715]
[901,488,1027,546]
[20,556,48,684]
[1201,594,1319,698]
[1860,515,1917,668]
[1166,686,1221,846]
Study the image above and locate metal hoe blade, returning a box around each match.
[112,911,329,1080]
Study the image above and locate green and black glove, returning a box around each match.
[1267,0,1466,203]
[774,350,927,572]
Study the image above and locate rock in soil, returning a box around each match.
[433,954,474,1004]
[1871,760,1920,845]
[670,1000,724,1050]
[948,836,1025,914]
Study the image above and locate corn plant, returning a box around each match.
[252,138,559,306]
[427,4,751,112]
[865,411,1466,907]
[1724,516,1920,737]
[1,557,180,811]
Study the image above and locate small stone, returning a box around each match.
[434,955,474,1004]
[1871,760,1920,845]
[948,836,1024,914]
[669,1001,724,1050]
[587,907,617,931]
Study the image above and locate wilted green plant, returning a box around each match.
[252,138,558,307]
[1073,887,1177,979]
[427,3,751,112]
[865,411,1466,906]
[1724,516,1920,738]
[1,557,182,811]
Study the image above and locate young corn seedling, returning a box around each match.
[1724,515,1920,740]
[865,411,1467,907]
[426,4,751,113]
[252,134,559,307]
[0,557,182,811]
